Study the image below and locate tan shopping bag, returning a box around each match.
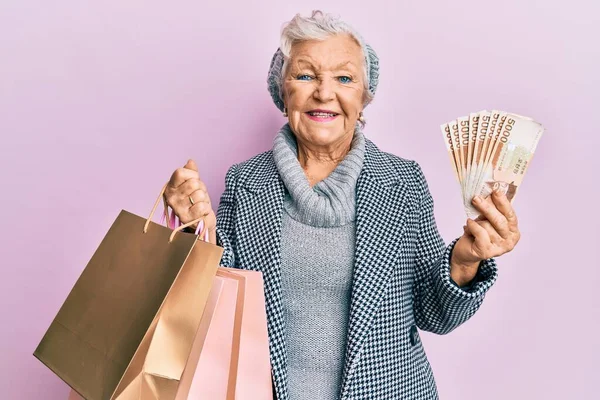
[35,184,223,400]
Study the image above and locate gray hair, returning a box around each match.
[267,10,380,113]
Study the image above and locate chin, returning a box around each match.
[305,126,345,145]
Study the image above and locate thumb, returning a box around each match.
[184,159,198,172]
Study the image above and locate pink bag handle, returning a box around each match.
[143,183,210,243]
[160,208,210,242]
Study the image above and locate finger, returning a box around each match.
[184,159,199,172]
[480,214,520,253]
[480,219,519,253]
[463,224,472,237]
[466,219,493,258]
[463,220,478,237]
[471,195,510,239]
[189,201,213,220]
[491,189,519,231]
[187,189,210,208]
[476,220,503,245]
[466,218,490,242]
[169,167,199,188]
[178,178,208,197]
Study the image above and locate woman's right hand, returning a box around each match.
[164,159,217,242]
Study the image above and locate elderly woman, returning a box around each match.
[165,10,520,400]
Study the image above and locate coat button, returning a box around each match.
[410,325,419,346]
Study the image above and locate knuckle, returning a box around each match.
[164,184,176,196]
[188,206,202,219]
[196,190,207,201]
[491,214,506,227]
[169,170,184,186]
[193,202,209,215]
[481,204,493,215]
[475,200,488,211]
[163,193,175,207]
[513,231,521,245]
[189,179,201,191]
[174,168,185,178]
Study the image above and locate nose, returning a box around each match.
[313,77,335,103]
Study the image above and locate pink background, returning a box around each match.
[1,0,598,399]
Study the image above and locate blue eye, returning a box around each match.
[338,76,352,84]
[297,74,313,81]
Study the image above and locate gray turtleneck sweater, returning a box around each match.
[272,124,366,400]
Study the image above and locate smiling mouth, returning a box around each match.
[306,111,338,117]
[305,111,339,121]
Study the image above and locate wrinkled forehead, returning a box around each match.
[288,37,364,72]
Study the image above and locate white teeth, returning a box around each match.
[309,112,336,117]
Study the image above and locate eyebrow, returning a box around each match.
[295,59,356,71]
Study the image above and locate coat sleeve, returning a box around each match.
[215,164,238,268]
[411,161,498,335]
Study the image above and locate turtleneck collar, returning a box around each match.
[272,123,366,228]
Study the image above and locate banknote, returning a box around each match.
[457,115,470,204]
[472,111,507,206]
[482,114,544,201]
[465,111,482,207]
[441,111,544,218]
[440,123,460,183]
[472,110,500,197]
[469,110,491,201]
[448,119,463,182]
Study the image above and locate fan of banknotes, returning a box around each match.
[441,110,544,218]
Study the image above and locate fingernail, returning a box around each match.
[472,196,482,204]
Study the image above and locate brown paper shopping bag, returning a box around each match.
[34,184,223,400]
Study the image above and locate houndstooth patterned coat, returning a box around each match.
[215,137,498,400]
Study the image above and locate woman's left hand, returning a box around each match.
[450,188,521,286]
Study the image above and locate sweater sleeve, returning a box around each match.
[411,161,498,335]
[215,164,238,268]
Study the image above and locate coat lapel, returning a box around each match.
[236,154,289,400]
[340,140,412,398]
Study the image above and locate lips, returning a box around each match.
[306,109,339,117]
[305,110,339,122]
